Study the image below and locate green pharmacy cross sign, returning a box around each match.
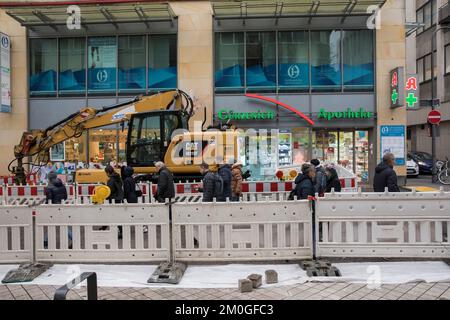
[391,89,398,105]
[389,67,419,109]
[405,75,419,109]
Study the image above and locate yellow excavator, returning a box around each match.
[9,89,239,184]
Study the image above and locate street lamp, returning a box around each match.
[430,25,450,183]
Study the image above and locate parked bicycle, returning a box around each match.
[437,157,450,185]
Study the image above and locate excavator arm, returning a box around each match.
[10,90,194,184]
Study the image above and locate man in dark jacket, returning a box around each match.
[373,152,400,192]
[199,163,217,202]
[105,165,124,203]
[46,177,68,204]
[311,159,326,196]
[218,163,232,201]
[123,166,138,203]
[294,163,316,200]
[155,161,175,203]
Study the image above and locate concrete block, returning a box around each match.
[247,273,262,288]
[238,279,253,293]
[265,270,278,284]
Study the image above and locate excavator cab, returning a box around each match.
[126,110,188,167]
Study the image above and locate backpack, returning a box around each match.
[213,173,224,199]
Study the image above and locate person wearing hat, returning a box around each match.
[294,163,316,200]
[231,162,243,201]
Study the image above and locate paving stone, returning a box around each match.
[238,279,253,293]
[265,270,278,284]
[247,274,263,288]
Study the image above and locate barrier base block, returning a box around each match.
[148,262,187,284]
[1,262,53,284]
[300,260,341,277]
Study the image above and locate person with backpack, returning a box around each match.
[198,163,223,202]
[155,161,175,203]
[294,163,316,200]
[122,166,139,203]
[218,163,232,201]
[310,159,327,197]
[105,165,124,203]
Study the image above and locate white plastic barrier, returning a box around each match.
[35,203,170,262]
[171,199,312,262]
[316,192,450,258]
[0,205,32,263]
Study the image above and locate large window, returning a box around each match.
[446,45,450,74]
[148,34,177,90]
[278,31,309,91]
[215,32,245,92]
[118,35,146,92]
[417,52,436,83]
[416,0,437,35]
[59,38,86,95]
[311,30,342,91]
[342,30,374,90]
[246,32,276,91]
[88,37,117,93]
[30,38,57,96]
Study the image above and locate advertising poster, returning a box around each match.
[88,37,117,91]
[0,32,11,113]
[380,125,405,165]
[50,142,66,162]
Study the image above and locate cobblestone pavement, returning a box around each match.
[1,282,450,300]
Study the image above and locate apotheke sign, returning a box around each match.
[317,108,373,120]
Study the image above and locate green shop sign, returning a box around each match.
[317,108,372,121]
[217,109,275,121]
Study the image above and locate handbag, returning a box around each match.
[135,183,143,197]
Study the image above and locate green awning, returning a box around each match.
[212,0,387,20]
[2,2,176,30]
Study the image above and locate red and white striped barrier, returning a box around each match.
[77,182,151,203]
[241,181,294,193]
[6,184,75,198]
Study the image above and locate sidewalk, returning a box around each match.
[1,282,450,300]
[404,175,450,192]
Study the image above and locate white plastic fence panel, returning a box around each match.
[35,203,170,262]
[0,205,32,263]
[316,195,450,258]
[172,199,312,261]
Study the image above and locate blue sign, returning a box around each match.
[380,125,405,165]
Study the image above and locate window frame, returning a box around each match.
[416,0,437,36]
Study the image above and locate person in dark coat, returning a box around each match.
[294,163,316,200]
[373,152,400,192]
[122,166,138,203]
[325,167,342,193]
[46,177,68,204]
[311,159,326,196]
[105,165,124,203]
[155,161,175,203]
[199,163,217,202]
[218,163,232,201]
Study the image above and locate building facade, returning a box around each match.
[406,0,450,162]
[0,0,407,185]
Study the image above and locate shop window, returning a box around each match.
[65,133,87,165]
[291,128,309,165]
[310,30,342,91]
[215,32,245,93]
[89,128,118,166]
[312,131,338,163]
[338,131,354,171]
[278,31,309,91]
[342,30,374,91]
[87,36,117,94]
[118,35,146,93]
[246,32,276,91]
[355,131,369,183]
[29,38,57,96]
[59,37,86,95]
[148,34,177,91]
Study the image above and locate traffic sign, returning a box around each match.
[427,110,441,125]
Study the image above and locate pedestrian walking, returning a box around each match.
[231,162,243,201]
[294,163,316,200]
[45,174,68,204]
[198,163,223,202]
[373,152,400,192]
[155,161,175,203]
[105,165,124,203]
[218,163,232,201]
[324,167,342,193]
[310,159,327,196]
[122,166,139,203]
